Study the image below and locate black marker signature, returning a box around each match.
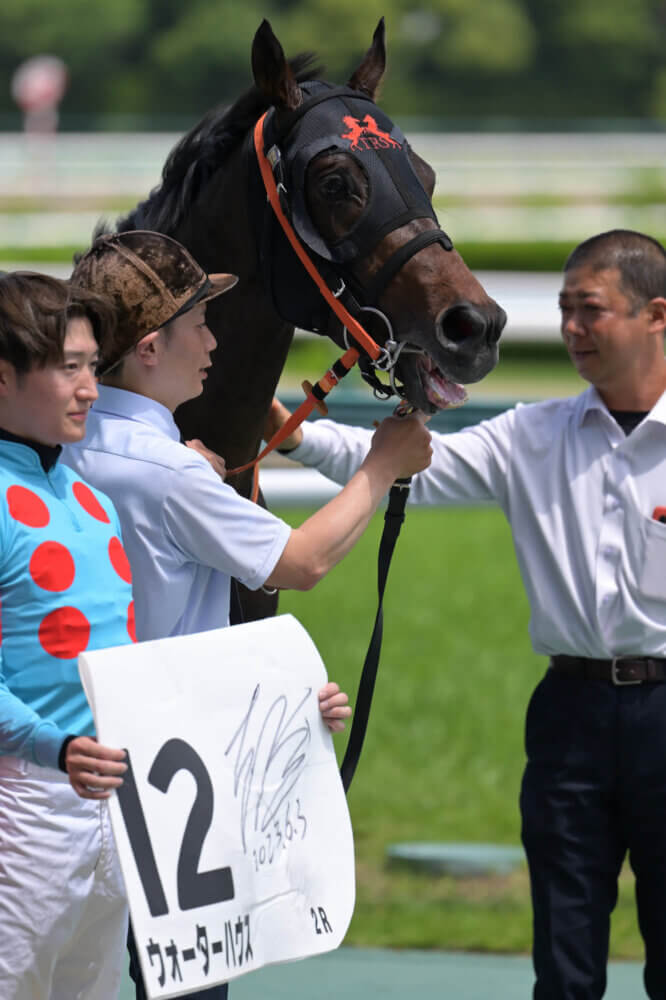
[225,685,311,852]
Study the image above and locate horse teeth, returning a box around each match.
[424,370,468,410]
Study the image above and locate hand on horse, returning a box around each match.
[369,412,432,480]
[185,438,227,480]
[318,681,352,733]
[64,736,127,800]
[264,398,303,453]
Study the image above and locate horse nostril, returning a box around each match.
[437,303,488,347]
[489,306,507,345]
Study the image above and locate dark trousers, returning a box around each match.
[128,922,228,1000]
[520,668,666,1000]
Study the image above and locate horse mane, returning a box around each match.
[116,54,323,236]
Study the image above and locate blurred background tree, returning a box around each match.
[1,0,666,128]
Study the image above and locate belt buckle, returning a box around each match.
[611,657,642,686]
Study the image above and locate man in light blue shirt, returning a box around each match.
[67,232,431,643]
[66,381,291,641]
[65,229,433,1000]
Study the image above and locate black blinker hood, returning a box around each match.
[264,82,440,263]
[247,81,452,334]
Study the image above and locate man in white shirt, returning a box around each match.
[65,229,432,1000]
[266,229,666,1000]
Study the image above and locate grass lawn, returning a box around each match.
[273,505,644,958]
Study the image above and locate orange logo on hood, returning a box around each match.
[341,115,402,151]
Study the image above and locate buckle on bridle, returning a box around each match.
[374,338,400,372]
[611,658,642,685]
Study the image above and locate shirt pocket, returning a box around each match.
[640,514,666,601]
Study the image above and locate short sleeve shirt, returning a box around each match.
[63,386,291,641]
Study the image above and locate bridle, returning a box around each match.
[341,306,426,400]
[249,82,453,399]
[231,83,452,487]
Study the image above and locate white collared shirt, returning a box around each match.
[291,387,666,658]
[63,386,290,641]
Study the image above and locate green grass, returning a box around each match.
[273,505,643,957]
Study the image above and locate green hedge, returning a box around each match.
[3,238,665,274]
[459,238,666,271]
[0,241,570,271]
[0,246,82,264]
[455,240,576,271]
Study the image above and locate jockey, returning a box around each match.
[0,272,131,999]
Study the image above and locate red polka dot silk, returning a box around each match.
[6,486,50,528]
[72,481,110,523]
[3,476,132,665]
[38,606,91,659]
[108,536,132,584]
[0,451,135,765]
[29,541,76,592]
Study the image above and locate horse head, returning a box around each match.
[250,19,506,414]
[108,19,507,621]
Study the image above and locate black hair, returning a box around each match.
[0,272,115,374]
[564,230,666,312]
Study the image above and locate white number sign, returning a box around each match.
[79,614,355,999]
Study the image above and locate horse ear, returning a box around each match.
[252,19,302,111]
[347,18,387,99]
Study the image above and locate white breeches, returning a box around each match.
[0,756,128,999]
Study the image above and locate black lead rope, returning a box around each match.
[340,476,411,792]
[229,578,245,626]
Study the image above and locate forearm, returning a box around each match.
[297,412,515,509]
[289,420,374,484]
[265,453,395,590]
[407,429,501,506]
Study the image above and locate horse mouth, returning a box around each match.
[415,354,468,411]
[396,352,468,413]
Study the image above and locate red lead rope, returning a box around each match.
[227,113,385,500]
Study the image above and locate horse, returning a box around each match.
[108,18,506,620]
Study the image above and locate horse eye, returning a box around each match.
[320,174,347,200]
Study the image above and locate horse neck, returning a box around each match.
[171,147,295,493]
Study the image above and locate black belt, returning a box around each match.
[550,654,666,685]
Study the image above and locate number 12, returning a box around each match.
[116,738,235,916]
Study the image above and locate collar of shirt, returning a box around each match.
[92,384,180,442]
[576,385,666,433]
[0,436,65,480]
[0,427,61,472]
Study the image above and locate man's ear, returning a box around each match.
[134,330,163,366]
[647,296,666,333]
